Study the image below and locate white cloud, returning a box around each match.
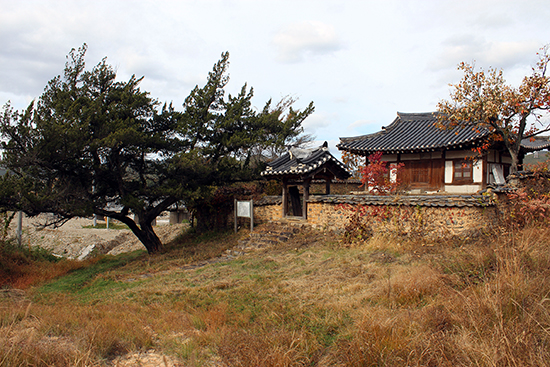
[433,36,541,72]
[332,96,348,104]
[273,21,342,63]
[347,119,376,132]
[302,112,332,133]
[484,41,541,69]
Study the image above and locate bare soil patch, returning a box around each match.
[7,213,187,259]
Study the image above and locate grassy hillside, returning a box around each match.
[2,223,550,366]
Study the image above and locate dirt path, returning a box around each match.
[7,213,187,259]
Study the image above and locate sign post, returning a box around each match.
[16,211,22,247]
[235,199,254,233]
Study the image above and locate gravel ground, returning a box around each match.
[7,212,187,259]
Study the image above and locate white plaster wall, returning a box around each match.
[473,160,483,183]
[389,163,397,183]
[444,184,483,194]
[446,150,471,159]
[445,161,453,183]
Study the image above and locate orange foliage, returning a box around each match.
[341,150,364,179]
[437,45,550,172]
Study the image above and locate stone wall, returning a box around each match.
[254,196,283,223]
[254,194,497,238]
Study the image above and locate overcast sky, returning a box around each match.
[2,0,550,155]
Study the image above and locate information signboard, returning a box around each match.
[235,199,254,232]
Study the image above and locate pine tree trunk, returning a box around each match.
[115,215,163,254]
[135,223,163,254]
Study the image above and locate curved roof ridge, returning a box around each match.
[397,111,439,120]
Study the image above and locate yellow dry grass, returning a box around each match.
[2,224,550,366]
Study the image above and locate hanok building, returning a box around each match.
[337,112,550,194]
[261,142,351,219]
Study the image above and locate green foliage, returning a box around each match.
[1,45,314,253]
[0,237,60,264]
[188,181,265,232]
[0,211,15,242]
[36,252,143,297]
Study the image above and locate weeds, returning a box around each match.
[2,223,550,366]
[0,236,86,289]
[82,222,129,230]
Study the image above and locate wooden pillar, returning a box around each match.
[282,177,288,218]
[325,179,331,195]
[303,178,311,220]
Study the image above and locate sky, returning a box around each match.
[2,0,550,157]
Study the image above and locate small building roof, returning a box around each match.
[519,135,550,152]
[261,142,351,180]
[337,112,550,155]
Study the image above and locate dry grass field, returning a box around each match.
[2,221,550,366]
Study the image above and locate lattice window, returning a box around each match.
[410,161,430,184]
[453,160,473,183]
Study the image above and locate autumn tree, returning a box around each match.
[0,45,313,253]
[437,46,550,173]
[360,152,404,194]
[341,150,365,179]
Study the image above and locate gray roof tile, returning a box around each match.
[519,136,550,151]
[338,112,550,155]
[338,112,487,154]
[261,144,351,179]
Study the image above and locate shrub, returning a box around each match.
[360,151,404,195]
[499,169,550,229]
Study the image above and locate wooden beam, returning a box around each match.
[282,177,288,218]
[303,177,311,220]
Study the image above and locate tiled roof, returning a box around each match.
[520,136,550,151]
[337,112,489,154]
[338,112,550,155]
[261,143,351,179]
[308,194,493,207]
[255,194,494,207]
